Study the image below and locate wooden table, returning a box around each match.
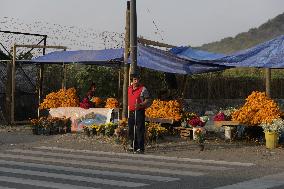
[214,121,240,128]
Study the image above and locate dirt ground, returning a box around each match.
[0,125,284,168]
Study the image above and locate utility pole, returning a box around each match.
[130,0,137,74]
[122,1,130,119]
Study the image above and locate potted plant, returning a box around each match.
[260,118,284,149]
[194,128,205,151]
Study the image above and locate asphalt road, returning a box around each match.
[0,131,283,189]
[0,146,283,188]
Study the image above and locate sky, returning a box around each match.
[1,0,284,47]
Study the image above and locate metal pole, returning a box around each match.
[265,68,271,97]
[11,44,16,124]
[122,1,130,119]
[130,0,137,74]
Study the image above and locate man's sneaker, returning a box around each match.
[134,149,144,154]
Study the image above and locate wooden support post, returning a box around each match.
[5,60,12,124]
[182,75,189,98]
[11,44,16,124]
[265,68,271,97]
[62,63,67,89]
[122,1,130,119]
[130,0,137,74]
[38,37,47,118]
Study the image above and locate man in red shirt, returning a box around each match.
[128,73,151,154]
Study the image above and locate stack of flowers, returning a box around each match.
[213,112,226,121]
[91,97,103,107]
[83,122,118,136]
[39,88,79,109]
[105,98,119,108]
[30,117,71,135]
[188,116,207,127]
[181,112,208,128]
[145,99,182,121]
[146,122,167,141]
[232,91,281,126]
[214,107,237,121]
[260,118,284,134]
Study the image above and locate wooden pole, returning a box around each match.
[38,36,47,117]
[130,0,137,75]
[122,1,130,119]
[62,63,67,89]
[61,48,67,90]
[265,68,271,97]
[5,60,12,124]
[11,44,16,124]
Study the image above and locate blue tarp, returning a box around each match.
[170,46,225,61]
[24,48,124,67]
[136,44,224,74]
[25,44,225,74]
[25,35,284,74]
[172,35,284,68]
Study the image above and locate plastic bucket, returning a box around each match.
[265,132,279,149]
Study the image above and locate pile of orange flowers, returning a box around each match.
[39,88,79,109]
[91,97,103,107]
[232,91,281,126]
[105,98,119,108]
[145,99,182,121]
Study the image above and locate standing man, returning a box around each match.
[128,73,151,154]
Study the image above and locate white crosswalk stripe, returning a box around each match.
[36,146,255,166]
[0,167,147,187]
[9,149,232,171]
[0,176,98,189]
[0,160,178,182]
[0,147,255,189]
[0,153,204,176]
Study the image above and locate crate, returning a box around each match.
[176,127,192,139]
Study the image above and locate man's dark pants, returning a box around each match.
[128,109,145,151]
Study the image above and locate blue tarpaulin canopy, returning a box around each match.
[24,35,284,74]
[25,44,225,74]
[24,48,124,67]
[172,35,284,68]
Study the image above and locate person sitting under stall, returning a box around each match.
[80,82,96,109]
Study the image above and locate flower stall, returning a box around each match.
[214,91,283,141]
[39,88,119,132]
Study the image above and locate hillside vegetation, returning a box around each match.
[199,12,284,54]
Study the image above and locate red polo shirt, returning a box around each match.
[128,84,145,111]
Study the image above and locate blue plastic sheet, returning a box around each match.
[23,35,284,74]
[173,35,284,68]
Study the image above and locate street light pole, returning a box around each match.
[130,0,137,74]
